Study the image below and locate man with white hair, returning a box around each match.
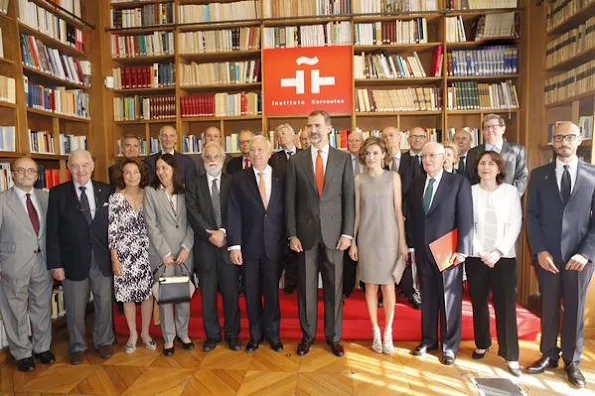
[453,127,473,175]
[46,150,115,365]
[193,126,232,176]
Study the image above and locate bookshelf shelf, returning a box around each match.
[0,102,17,109]
[114,118,176,125]
[0,151,20,158]
[446,108,519,114]
[179,50,261,62]
[22,65,90,90]
[106,24,176,33]
[444,8,523,18]
[545,91,595,108]
[448,75,520,81]
[110,0,175,9]
[112,55,175,64]
[18,23,87,59]
[27,108,90,123]
[180,82,261,91]
[112,87,176,95]
[355,77,442,85]
[356,111,442,116]
[0,57,14,65]
[262,15,352,27]
[352,13,441,23]
[445,38,519,48]
[546,46,595,72]
[177,19,261,31]
[30,153,68,160]
[546,1,595,35]
[354,43,441,52]
[181,115,262,122]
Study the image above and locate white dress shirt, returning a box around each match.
[283,146,297,159]
[555,157,578,193]
[14,186,42,223]
[74,180,96,219]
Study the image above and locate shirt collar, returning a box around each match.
[311,144,330,156]
[556,157,578,171]
[74,180,93,192]
[283,146,296,155]
[14,186,34,200]
[206,172,221,184]
[409,150,421,157]
[253,165,272,177]
[426,170,444,185]
[162,149,175,155]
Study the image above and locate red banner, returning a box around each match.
[263,46,353,117]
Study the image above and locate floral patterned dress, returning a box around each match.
[108,192,153,302]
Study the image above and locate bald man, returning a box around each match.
[226,130,255,175]
[192,126,232,176]
[145,125,196,184]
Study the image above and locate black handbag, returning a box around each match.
[152,263,196,305]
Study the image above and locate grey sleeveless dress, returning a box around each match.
[357,171,400,285]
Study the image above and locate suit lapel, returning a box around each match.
[246,169,265,209]
[199,175,215,225]
[8,189,35,233]
[33,189,46,230]
[427,173,448,216]
[301,150,318,195]
[570,161,586,203]
[324,148,340,192]
[270,169,282,209]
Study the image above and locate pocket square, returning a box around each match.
[102,202,109,207]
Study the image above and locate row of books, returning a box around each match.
[21,35,92,86]
[265,0,351,17]
[263,22,352,48]
[18,0,85,52]
[117,136,158,157]
[354,0,437,13]
[42,0,81,18]
[112,63,176,90]
[0,75,15,104]
[445,0,517,9]
[60,133,87,154]
[111,31,174,58]
[0,126,16,152]
[0,162,13,192]
[179,60,261,87]
[579,115,594,139]
[355,87,442,112]
[178,1,261,24]
[113,95,176,121]
[29,130,86,155]
[355,19,430,45]
[178,28,261,54]
[25,80,90,119]
[446,80,519,110]
[546,15,595,69]
[110,2,175,29]
[544,59,595,105]
[447,46,519,77]
[546,0,594,32]
[446,12,518,42]
[35,165,70,190]
[181,93,261,118]
[354,52,431,80]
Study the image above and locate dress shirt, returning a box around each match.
[390,151,401,171]
[310,144,330,171]
[74,180,96,219]
[409,150,422,166]
[555,157,578,193]
[14,186,42,222]
[423,170,443,210]
[283,146,297,159]
[485,143,503,153]
[162,149,175,155]
[206,172,226,235]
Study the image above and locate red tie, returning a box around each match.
[244,158,251,169]
[316,150,325,196]
[26,193,40,235]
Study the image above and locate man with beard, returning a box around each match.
[526,121,595,388]
[193,126,232,176]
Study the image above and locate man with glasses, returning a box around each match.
[226,130,255,175]
[145,125,196,184]
[526,121,595,388]
[193,126,232,176]
[109,134,142,188]
[0,157,54,372]
[46,150,115,365]
[465,114,528,195]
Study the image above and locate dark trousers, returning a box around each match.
[282,250,298,287]
[536,261,594,365]
[197,251,241,341]
[466,257,519,361]
[342,252,357,296]
[244,256,282,342]
[419,262,464,355]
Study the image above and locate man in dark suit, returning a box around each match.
[453,127,473,175]
[465,114,528,194]
[526,121,595,388]
[269,123,300,294]
[192,126,232,176]
[226,129,254,175]
[108,134,141,188]
[145,125,196,184]
[286,110,355,357]
[46,150,115,365]
[228,136,285,353]
[407,142,473,365]
[185,142,241,353]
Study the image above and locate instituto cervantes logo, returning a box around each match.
[281,56,336,94]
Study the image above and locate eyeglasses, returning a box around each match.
[483,124,504,130]
[553,134,579,143]
[421,153,443,160]
[12,168,37,175]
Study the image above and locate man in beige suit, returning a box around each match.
[0,157,54,372]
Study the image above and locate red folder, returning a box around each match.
[429,229,459,272]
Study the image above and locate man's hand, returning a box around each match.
[349,244,358,261]
[566,254,588,271]
[51,268,65,281]
[451,253,465,266]
[336,236,352,251]
[537,251,559,274]
[207,229,226,248]
[176,248,190,265]
[289,237,303,253]
[230,250,243,266]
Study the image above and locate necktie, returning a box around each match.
[316,150,325,196]
[413,155,422,177]
[26,193,40,235]
[392,156,399,172]
[286,151,293,159]
[561,165,571,204]
[353,157,361,175]
[423,178,435,214]
[211,179,222,228]
[78,186,92,224]
[244,158,251,169]
[457,156,466,174]
[258,172,268,208]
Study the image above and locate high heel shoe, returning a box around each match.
[372,328,382,354]
[383,332,394,355]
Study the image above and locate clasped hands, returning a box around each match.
[537,251,588,274]
[289,236,352,254]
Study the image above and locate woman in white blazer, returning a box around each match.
[466,151,522,376]
[144,154,194,356]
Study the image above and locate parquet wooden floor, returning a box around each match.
[2,328,595,395]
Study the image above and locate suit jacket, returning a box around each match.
[0,188,48,279]
[143,186,194,269]
[465,142,529,194]
[269,148,301,176]
[145,151,197,185]
[185,173,232,267]
[527,161,595,265]
[108,163,119,188]
[399,152,425,201]
[227,167,286,261]
[286,146,355,250]
[226,155,249,175]
[191,153,232,177]
[46,181,113,281]
[406,172,473,275]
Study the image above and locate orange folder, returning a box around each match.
[429,229,459,272]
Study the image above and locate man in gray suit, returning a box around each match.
[286,109,355,357]
[526,121,595,388]
[0,157,54,372]
[465,114,528,194]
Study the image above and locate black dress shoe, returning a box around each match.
[16,357,35,372]
[411,343,439,356]
[269,340,284,353]
[69,351,84,365]
[441,353,456,365]
[565,363,586,388]
[34,350,55,365]
[98,345,113,360]
[472,348,490,360]
[202,338,219,353]
[526,356,559,374]
[327,341,345,357]
[227,338,241,351]
[176,337,195,351]
[245,340,260,353]
[163,346,175,357]
[297,338,312,356]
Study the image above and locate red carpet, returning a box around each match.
[114,290,541,342]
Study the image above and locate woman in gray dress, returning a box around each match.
[349,137,407,355]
